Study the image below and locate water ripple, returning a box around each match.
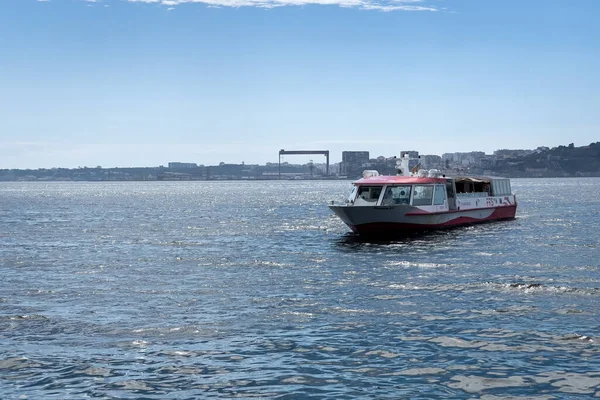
[1,179,599,398]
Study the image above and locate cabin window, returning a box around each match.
[491,179,511,196]
[433,184,446,205]
[456,179,491,195]
[381,185,412,206]
[354,186,383,206]
[445,180,455,198]
[346,185,358,203]
[412,185,434,206]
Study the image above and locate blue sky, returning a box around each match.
[1,0,599,168]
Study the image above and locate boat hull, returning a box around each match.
[329,204,517,235]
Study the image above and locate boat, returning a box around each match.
[329,154,517,235]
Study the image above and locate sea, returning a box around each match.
[1,178,599,399]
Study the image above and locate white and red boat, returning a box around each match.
[329,154,517,235]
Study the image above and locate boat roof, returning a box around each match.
[353,174,511,185]
[353,176,447,185]
[452,175,510,183]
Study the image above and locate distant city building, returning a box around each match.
[442,151,489,168]
[441,153,458,163]
[168,162,198,169]
[328,162,341,175]
[479,154,497,168]
[363,155,400,176]
[420,155,442,169]
[341,151,370,177]
[493,149,534,159]
[3,142,600,181]
[400,150,419,159]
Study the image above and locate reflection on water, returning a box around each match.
[334,228,464,248]
[0,179,599,399]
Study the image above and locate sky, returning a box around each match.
[1,0,599,168]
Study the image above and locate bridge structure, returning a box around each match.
[278,149,329,179]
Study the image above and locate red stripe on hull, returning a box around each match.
[350,205,517,235]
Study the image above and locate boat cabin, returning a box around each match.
[346,175,512,212]
[348,178,449,210]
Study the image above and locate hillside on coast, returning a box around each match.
[492,142,600,177]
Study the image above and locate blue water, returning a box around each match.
[1,178,599,399]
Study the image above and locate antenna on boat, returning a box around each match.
[396,153,412,177]
[395,159,403,176]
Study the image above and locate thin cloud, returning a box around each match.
[125,0,439,11]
